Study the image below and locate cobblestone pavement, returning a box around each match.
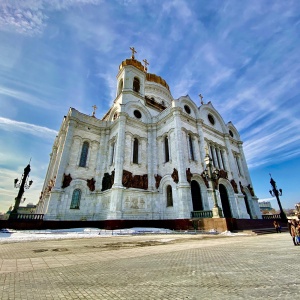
[0,232,299,300]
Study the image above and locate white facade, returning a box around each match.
[36,56,261,221]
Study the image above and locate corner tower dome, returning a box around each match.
[116,48,173,109]
[118,58,170,91]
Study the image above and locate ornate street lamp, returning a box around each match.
[269,174,287,223]
[204,148,223,218]
[10,163,33,219]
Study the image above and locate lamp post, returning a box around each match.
[269,175,287,223]
[10,164,33,218]
[204,149,223,218]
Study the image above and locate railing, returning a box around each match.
[191,210,213,218]
[9,213,44,220]
[262,214,281,220]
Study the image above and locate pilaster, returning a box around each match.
[113,114,127,187]
[54,119,76,190]
[196,120,206,167]
[172,109,188,185]
[147,124,156,190]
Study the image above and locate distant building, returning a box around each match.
[17,203,36,214]
[36,51,261,222]
[295,203,300,218]
[259,201,273,213]
[0,213,7,220]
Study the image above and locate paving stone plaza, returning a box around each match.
[0,232,299,299]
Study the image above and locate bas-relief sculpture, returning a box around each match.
[87,178,96,191]
[101,171,114,191]
[154,174,162,189]
[230,179,238,193]
[124,196,146,210]
[186,168,193,183]
[122,170,148,190]
[62,173,72,188]
[171,168,179,183]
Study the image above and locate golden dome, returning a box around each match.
[119,58,170,91]
[119,59,144,72]
[146,73,170,91]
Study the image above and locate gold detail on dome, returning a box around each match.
[119,49,170,91]
[119,59,145,72]
[146,73,170,91]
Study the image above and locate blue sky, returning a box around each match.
[0,0,299,214]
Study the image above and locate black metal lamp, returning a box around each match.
[269,174,287,222]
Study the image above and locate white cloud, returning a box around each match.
[0,117,57,139]
[0,86,53,109]
[0,0,102,36]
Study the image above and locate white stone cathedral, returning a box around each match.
[36,49,262,223]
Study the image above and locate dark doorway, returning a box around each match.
[219,184,232,218]
[191,180,203,211]
[244,193,252,219]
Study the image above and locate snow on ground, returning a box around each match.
[0,227,250,243]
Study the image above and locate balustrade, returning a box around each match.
[191,210,213,218]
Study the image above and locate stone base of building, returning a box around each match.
[0,218,283,232]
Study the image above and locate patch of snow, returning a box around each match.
[0,227,246,243]
[221,230,251,236]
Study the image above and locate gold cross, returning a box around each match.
[130,47,137,59]
[143,59,149,72]
[92,105,97,117]
[199,94,204,105]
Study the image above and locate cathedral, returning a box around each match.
[36,48,262,225]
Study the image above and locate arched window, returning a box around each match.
[133,138,139,164]
[70,189,81,209]
[166,185,173,207]
[118,79,123,95]
[164,136,169,162]
[189,135,195,161]
[133,77,140,93]
[110,142,115,165]
[79,141,89,167]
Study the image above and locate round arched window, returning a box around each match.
[208,114,215,125]
[134,110,142,119]
[184,105,191,114]
[113,113,118,120]
[133,77,140,93]
[229,130,234,137]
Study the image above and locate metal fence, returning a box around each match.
[190,210,213,218]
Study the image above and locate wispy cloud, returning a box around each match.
[0,85,53,109]
[0,0,101,36]
[0,117,57,139]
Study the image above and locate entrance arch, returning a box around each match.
[219,184,232,218]
[191,180,203,211]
